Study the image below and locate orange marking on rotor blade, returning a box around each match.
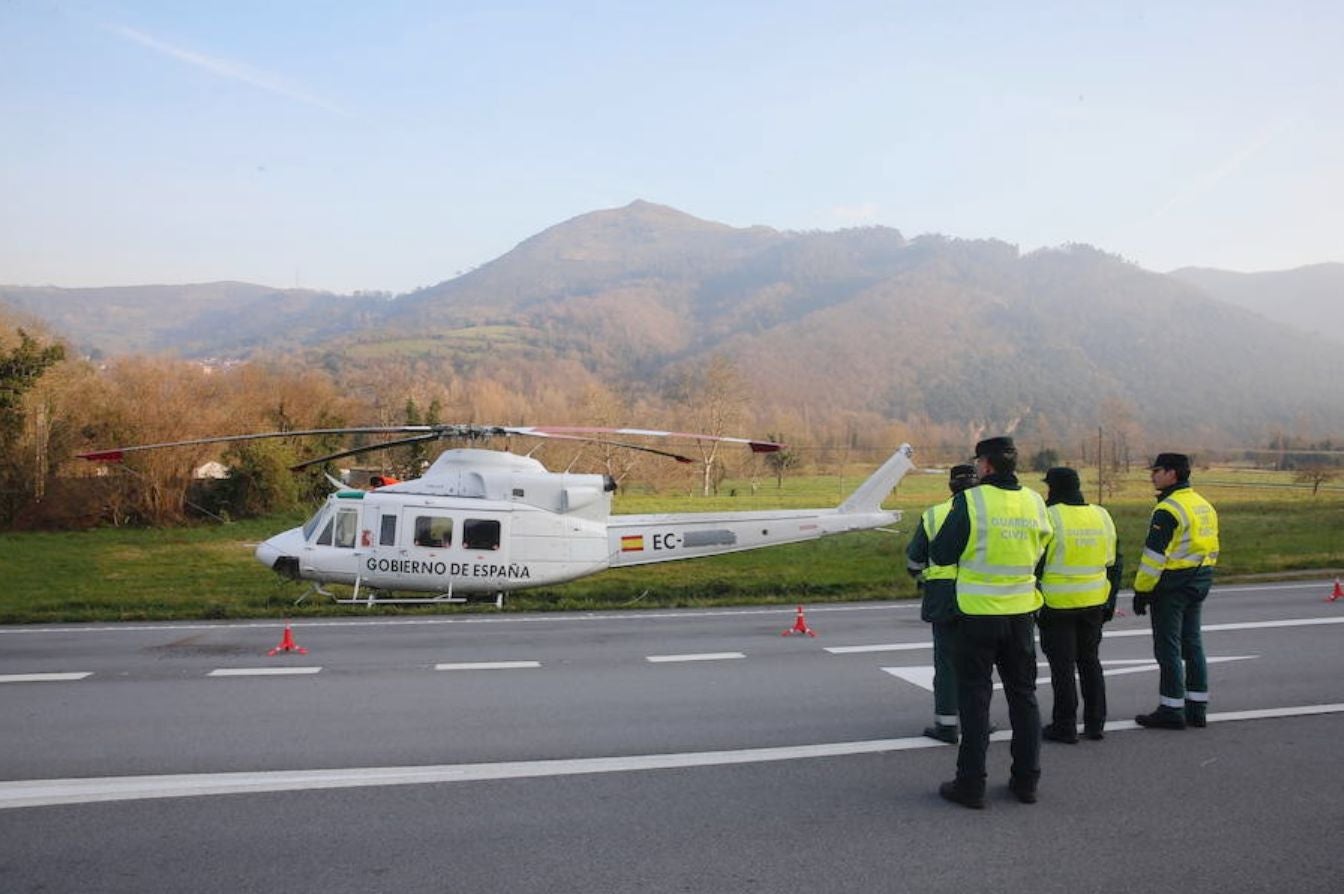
[78,450,125,462]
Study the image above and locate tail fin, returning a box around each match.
[838,444,915,514]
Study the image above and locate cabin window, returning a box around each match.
[334,507,359,549]
[414,516,453,548]
[379,514,397,546]
[463,518,501,550]
[315,518,334,546]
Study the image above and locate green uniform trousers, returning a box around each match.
[1148,568,1213,708]
[932,619,959,721]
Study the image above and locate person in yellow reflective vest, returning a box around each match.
[1036,467,1122,743]
[1132,452,1219,729]
[905,463,980,743]
[930,436,1052,808]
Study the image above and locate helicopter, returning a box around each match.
[81,425,915,606]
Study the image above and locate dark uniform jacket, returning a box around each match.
[906,514,957,623]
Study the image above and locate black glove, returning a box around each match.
[1133,593,1151,616]
[1102,603,1115,623]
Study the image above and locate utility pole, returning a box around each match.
[1097,426,1104,504]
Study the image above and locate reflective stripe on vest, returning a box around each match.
[919,500,957,582]
[956,485,1050,615]
[1040,503,1116,608]
[1134,488,1219,592]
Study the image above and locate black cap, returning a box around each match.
[1043,466,1080,491]
[946,462,978,483]
[949,463,977,492]
[973,436,1016,459]
[1148,452,1191,474]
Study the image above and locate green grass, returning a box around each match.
[3,468,1341,623]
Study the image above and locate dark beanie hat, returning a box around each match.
[1148,452,1191,474]
[1043,466,1081,491]
[974,436,1016,459]
[949,463,977,491]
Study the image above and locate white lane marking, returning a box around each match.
[881,666,936,690]
[646,652,746,664]
[833,615,1344,654]
[0,602,920,637]
[882,655,1260,692]
[207,667,322,677]
[828,641,932,654]
[4,702,1343,811]
[0,583,1326,638]
[435,661,541,671]
[0,672,92,684]
[1034,655,1258,686]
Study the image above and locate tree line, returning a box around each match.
[4,311,1338,530]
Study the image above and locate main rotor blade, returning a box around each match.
[78,424,784,466]
[77,427,437,463]
[287,433,444,471]
[508,426,785,453]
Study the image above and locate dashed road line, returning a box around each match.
[646,652,746,663]
[827,641,932,654]
[435,661,541,671]
[0,672,92,684]
[207,667,322,677]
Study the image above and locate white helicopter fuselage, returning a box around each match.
[254,445,915,598]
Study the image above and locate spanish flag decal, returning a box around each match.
[620,535,644,552]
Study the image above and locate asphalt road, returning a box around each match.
[2,580,1342,893]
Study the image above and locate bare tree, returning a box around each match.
[1294,464,1339,496]
[672,355,747,497]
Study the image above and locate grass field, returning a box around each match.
[2,465,1341,623]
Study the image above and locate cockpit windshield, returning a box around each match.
[301,505,329,542]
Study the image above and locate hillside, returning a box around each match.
[0,282,377,357]
[4,201,1342,442]
[1168,263,1344,345]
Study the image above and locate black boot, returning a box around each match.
[1083,724,1105,740]
[1042,723,1079,744]
[939,780,986,809]
[923,723,959,744]
[1135,707,1186,730]
[1008,777,1038,804]
[1185,702,1207,728]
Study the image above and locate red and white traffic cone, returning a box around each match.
[268,623,308,655]
[1329,578,1343,602]
[782,604,817,637]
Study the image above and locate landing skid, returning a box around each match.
[299,577,504,608]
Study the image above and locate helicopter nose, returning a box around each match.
[255,528,305,579]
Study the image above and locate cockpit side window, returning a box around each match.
[334,507,359,549]
[315,518,334,546]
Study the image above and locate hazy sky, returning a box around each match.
[3,0,1340,294]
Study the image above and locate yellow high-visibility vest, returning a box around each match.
[1040,503,1116,609]
[1135,488,1219,593]
[956,485,1052,615]
[920,500,957,582]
